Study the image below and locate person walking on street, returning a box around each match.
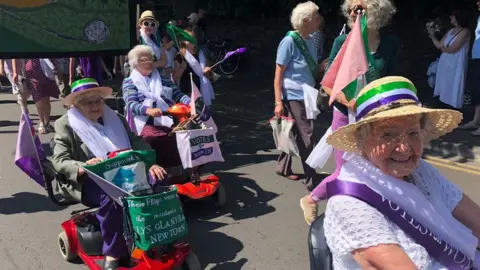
[459,0,480,135]
[274,1,322,190]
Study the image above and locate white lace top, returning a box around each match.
[324,166,464,270]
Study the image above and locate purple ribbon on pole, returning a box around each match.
[223,47,247,61]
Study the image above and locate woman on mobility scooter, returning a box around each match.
[123,45,209,177]
[51,78,167,270]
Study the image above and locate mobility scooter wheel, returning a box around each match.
[212,182,227,207]
[183,252,202,270]
[58,231,78,262]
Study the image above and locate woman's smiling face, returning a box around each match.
[361,115,424,179]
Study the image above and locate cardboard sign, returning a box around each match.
[175,128,224,168]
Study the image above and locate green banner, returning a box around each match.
[0,0,137,58]
[124,187,188,251]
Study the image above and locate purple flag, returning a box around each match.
[14,112,46,187]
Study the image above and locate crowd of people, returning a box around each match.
[0,7,211,133]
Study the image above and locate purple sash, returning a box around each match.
[327,180,477,270]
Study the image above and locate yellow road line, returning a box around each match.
[216,111,480,175]
[423,155,479,171]
[425,158,480,176]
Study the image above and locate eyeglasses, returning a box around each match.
[139,58,153,63]
[143,21,156,28]
[349,5,365,14]
[78,98,104,107]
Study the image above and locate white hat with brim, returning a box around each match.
[64,78,112,106]
[139,10,159,25]
[327,76,463,152]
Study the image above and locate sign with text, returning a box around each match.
[175,128,224,168]
[84,150,156,201]
[124,188,188,250]
[0,0,137,58]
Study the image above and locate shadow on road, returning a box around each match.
[184,171,279,221]
[187,219,246,269]
[0,120,19,128]
[0,192,67,215]
[209,258,248,270]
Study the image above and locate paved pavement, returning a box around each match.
[0,91,479,270]
[212,73,480,168]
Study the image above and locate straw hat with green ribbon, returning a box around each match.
[327,76,463,152]
[64,78,112,106]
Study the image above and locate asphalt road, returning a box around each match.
[0,93,479,270]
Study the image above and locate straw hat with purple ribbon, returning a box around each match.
[64,78,112,106]
[327,76,463,152]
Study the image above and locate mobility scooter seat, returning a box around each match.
[308,214,333,270]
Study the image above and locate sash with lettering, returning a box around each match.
[327,155,479,270]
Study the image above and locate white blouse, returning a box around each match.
[324,166,464,270]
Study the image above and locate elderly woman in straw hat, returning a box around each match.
[51,78,166,269]
[274,1,322,189]
[322,76,480,269]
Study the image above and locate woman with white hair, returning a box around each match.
[52,78,166,269]
[122,45,191,170]
[323,76,480,269]
[274,1,322,190]
[301,0,400,225]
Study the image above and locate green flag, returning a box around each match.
[165,24,197,48]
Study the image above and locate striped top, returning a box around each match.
[122,75,191,116]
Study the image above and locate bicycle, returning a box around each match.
[205,37,240,75]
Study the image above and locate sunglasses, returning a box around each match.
[142,21,156,28]
[349,5,365,14]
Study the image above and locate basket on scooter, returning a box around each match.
[164,103,227,207]
[47,149,201,270]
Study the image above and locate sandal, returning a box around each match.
[37,124,48,134]
[276,172,300,181]
[45,124,55,133]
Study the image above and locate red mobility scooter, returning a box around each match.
[160,103,226,207]
[42,149,201,270]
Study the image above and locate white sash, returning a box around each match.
[68,105,131,159]
[183,50,215,106]
[339,154,478,259]
[130,69,173,135]
[140,29,161,60]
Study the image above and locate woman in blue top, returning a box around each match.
[274,1,322,190]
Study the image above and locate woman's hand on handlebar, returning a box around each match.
[86,157,105,165]
[149,165,167,181]
[146,108,163,117]
[78,158,104,176]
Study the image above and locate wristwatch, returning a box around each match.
[275,101,282,106]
